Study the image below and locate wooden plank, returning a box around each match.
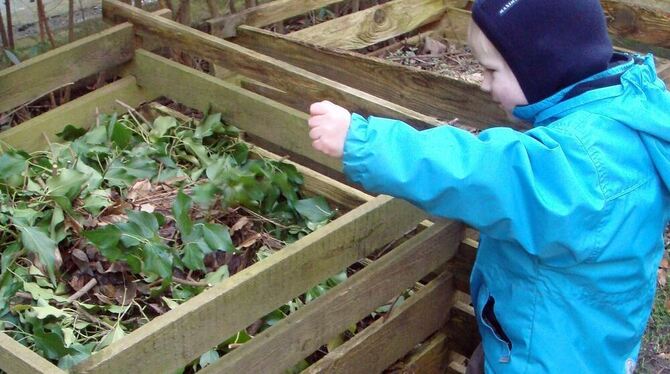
[208,0,346,38]
[0,333,66,374]
[602,0,670,52]
[202,220,463,373]
[130,49,342,173]
[398,331,450,374]
[0,23,134,114]
[447,351,469,374]
[102,0,442,130]
[304,271,455,374]
[446,297,479,357]
[235,24,510,128]
[288,0,448,50]
[0,76,150,153]
[72,195,428,374]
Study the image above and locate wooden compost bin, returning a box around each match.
[0,2,468,374]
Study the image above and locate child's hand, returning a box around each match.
[308,101,351,158]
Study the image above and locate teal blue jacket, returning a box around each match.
[342,54,670,373]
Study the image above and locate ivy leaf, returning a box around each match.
[0,150,27,187]
[199,349,220,369]
[82,189,112,216]
[31,299,68,320]
[295,197,334,223]
[15,223,57,284]
[31,321,70,360]
[105,156,158,187]
[182,243,206,272]
[173,190,193,235]
[96,325,126,351]
[82,125,108,146]
[150,116,178,141]
[202,223,234,252]
[204,265,229,285]
[56,125,87,141]
[143,243,173,280]
[110,121,133,149]
[83,226,123,261]
[46,169,88,201]
[194,113,222,139]
[183,137,211,167]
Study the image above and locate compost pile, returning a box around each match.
[0,109,341,370]
[384,37,483,85]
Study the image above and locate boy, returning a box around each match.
[307,0,670,373]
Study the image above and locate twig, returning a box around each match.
[73,301,115,329]
[173,277,209,288]
[116,99,151,126]
[382,293,404,322]
[67,278,98,303]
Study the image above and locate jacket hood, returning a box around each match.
[514,54,670,193]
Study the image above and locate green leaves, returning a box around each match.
[83,226,122,260]
[295,196,335,223]
[150,116,178,142]
[56,125,87,141]
[172,191,234,271]
[0,150,27,188]
[46,169,89,201]
[15,223,58,284]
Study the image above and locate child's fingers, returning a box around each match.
[312,138,325,153]
[309,100,334,116]
[309,126,324,140]
[308,115,327,128]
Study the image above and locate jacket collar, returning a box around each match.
[512,53,641,126]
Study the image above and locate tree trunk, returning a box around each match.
[5,0,13,49]
[68,0,74,42]
[0,7,8,48]
[245,0,257,9]
[36,0,56,48]
[206,0,220,17]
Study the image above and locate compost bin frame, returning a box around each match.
[0,2,468,373]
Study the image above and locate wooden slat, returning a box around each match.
[395,331,450,374]
[446,296,479,357]
[447,351,469,374]
[208,0,346,38]
[0,333,66,374]
[603,0,670,52]
[202,220,463,373]
[235,24,510,128]
[304,271,455,374]
[73,195,427,374]
[103,0,442,130]
[130,49,342,172]
[0,24,134,114]
[288,0,448,50]
[0,76,150,152]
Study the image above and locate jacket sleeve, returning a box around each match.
[343,114,607,266]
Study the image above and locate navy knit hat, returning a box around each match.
[472,0,614,103]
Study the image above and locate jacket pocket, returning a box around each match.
[476,286,512,363]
